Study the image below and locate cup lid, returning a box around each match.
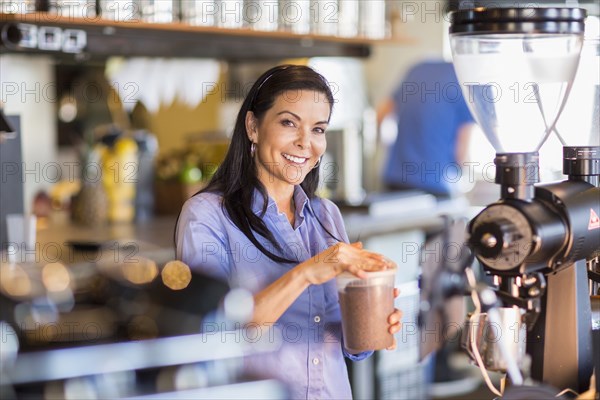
[337,267,397,280]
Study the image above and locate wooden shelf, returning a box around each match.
[0,13,414,60]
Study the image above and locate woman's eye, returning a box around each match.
[314,127,326,134]
[282,119,295,127]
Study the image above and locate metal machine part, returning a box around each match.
[462,307,526,373]
[449,5,599,395]
[493,153,540,201]
[469,179,600,274]
[564,146,600,185]
[470,204,539,272]
[466,151,599,392]
[450,7,587,36]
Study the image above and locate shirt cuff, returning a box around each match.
[343,346,373,361]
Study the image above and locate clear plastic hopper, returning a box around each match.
[451,33,583,153]
[449,8,585,154]
[555,29,600,147]
[449,8,587,200]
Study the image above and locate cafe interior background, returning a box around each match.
[1,0,599,399]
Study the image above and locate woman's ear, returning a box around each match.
[245,111,258,143]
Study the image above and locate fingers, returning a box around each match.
[355,255,391,272]
[389,321,402,335]
[346,257,387,278]
[393,287,400,298]
[386,337,397,351]
[332,243,394,277]
[361,250,391,269]
[347,246,393,271]
[340,264,367,279]
[386,309,403,350]
[389,308,403,322]
[363,251,395,270]
[388,308,403,335]
[346,264,367,279]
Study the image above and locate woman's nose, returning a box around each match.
[294,128,311,148]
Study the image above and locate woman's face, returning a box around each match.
[246,89,330,192]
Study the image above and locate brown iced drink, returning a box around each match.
[339,283,394,353]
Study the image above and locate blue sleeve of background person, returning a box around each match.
[391,65,419,107]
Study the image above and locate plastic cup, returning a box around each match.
[337,268,396,353]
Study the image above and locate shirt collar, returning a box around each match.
[250,185,313,217]
[293,185,312,217]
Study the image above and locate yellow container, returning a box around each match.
[101,137,138,223]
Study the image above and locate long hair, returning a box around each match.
[186,65,335,263]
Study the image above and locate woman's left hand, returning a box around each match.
[386,287,403,351]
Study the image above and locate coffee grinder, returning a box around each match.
[449,7,600,394]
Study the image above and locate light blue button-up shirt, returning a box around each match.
[176,186,372,399]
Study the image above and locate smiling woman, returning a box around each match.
[181,65,337,264]
[175,65,402,400]
[246,89,329,224]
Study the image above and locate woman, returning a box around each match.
[176,65,402,399]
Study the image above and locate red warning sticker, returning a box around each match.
[589,208,600,230]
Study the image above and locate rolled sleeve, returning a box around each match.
[342,343,373,361]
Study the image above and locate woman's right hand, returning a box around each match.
[298,242,394,285]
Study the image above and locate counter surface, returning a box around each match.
[342,196,476,242]
[31,214,178,266]
[26,195,476,266]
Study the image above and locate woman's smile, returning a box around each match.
[282,153,309,165]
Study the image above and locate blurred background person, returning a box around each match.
[377,59,476,199]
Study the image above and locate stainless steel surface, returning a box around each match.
[33,215,177,266]
[463,307,526,373]
[180,0,215,26]
[322,125,365,205]
[99,0,142,22]
[342,197,473,242]
[278,0,309,34]
[359,0,386,39]
[215,0,243,29]
[139,0,179,23]
[0,115,23,251]
[123,379,288,399]
[310,0,337,36]
[245,0,278,31]
[8,330,281,385]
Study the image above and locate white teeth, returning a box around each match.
[282,153,308,164]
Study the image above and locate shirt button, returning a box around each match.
[314,315,321,323]
[312,357,319,365]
